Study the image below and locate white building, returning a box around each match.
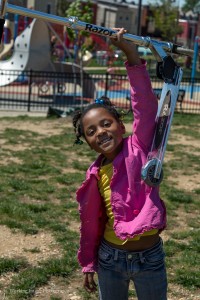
[96,0,138,34]
[27,0,57,14]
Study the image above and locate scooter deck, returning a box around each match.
[141,67,183,186]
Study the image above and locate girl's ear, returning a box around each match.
[120,121,126,134]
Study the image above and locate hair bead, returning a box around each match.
[74,137,84,146]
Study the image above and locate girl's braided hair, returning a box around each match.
[72,96,123,145]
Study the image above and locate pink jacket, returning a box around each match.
[76,61,166,273]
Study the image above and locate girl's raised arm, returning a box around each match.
[111,28,157,151]
[110,28,142,66]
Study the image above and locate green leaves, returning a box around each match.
[65,0,94,58]
[150,0,183,41]
[182,0,199,13]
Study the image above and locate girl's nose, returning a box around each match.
[96,127,106,136]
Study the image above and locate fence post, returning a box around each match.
[105,72,109,98]
[190,36,199,99]
[27,69,32,112]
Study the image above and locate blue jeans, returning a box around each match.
[97,238,167,300]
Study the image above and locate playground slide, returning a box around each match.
[0,19,55,87]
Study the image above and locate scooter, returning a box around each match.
[0,0,193,187]
[141,53,183,187]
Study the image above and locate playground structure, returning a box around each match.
[0,12,30,59]
[0,9,97,61]
[0,5,113,77]
[0,19,54,86]
[0,6,117,100]
[0,17,96,99]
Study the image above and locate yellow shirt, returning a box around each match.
[98,163,158,245]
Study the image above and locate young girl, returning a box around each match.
[73,28,167,300]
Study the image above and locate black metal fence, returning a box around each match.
[0,69,199,114]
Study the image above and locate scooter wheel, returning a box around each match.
[141,159,163,187]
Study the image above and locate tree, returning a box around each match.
[65,0,94,108]
[150,0,183,42]
[182,0,199,13]
[65,0,94,63]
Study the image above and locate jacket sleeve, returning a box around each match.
[125,60,158,153]
[76,175,107,273]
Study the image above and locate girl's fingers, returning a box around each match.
[112,27,127,32]
[110,28,127,42]
[83,273,97,293]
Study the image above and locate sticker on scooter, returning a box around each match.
[154,90,171,150]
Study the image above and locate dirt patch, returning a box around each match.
[0,117,72,136]
[172,174,200,192]
[0,225,62,298]
[170,133,200,149]
[0,225,61,266]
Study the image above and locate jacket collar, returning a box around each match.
[88,137,128,177]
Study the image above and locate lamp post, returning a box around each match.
[175,0,180,43]
[137,0,142,36]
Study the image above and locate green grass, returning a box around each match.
[0,258,28,276]
[0,113,199,299]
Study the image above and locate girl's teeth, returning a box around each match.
[101,138,110,144]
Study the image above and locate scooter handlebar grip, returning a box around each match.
[173,44,194,57]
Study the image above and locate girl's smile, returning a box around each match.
[82,107,125,161]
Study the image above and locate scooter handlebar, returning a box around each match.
[0,1,194,59]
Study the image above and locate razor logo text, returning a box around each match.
[85,24,115,37]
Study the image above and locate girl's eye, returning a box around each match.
[104,122,111,127]
[87,129,95,136]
